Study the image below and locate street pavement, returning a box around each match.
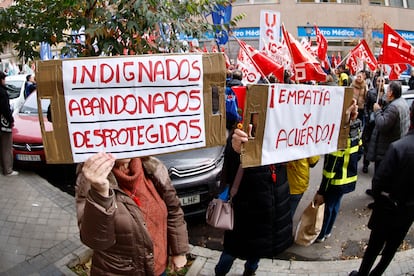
[0,158,413,275]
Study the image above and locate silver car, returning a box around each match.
[157,145,225,217]
[402,89,414,108]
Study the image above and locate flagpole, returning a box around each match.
[234,36,271,83]
[334,51,351,70]
[376,63,385,103]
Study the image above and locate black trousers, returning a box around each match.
[357,221,412,276]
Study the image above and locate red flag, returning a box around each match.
[315,25,328,61]
[331,53,337,68]
[236,46,261,84]
[202,45,208,53]
[281,24,326,82]
[336,52,342,65]
[346,54,359,76]
[382,22,414,66]
[237,39,284,83]
[300,38,316,58]
[346,39,378,75]
[389,64,408,80]
[221,46,231,68]
[350,40,378,71]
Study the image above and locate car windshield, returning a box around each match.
[5,80,24,99]
[19,93,50,115]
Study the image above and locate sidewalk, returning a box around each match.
[0,170,413,275]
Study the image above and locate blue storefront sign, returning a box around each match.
[372,30,414,42]
[227,26,365,40]
[182,26,414,42]
[297,26,364,39]
[231,27,260,39]
[193,27,260,41]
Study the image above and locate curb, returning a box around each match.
[59,244,414,275]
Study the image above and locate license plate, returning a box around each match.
[16,154,41,161]
[179,194,200,206]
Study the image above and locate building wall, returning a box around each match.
[221,0,414,64]
[232,0,413,32]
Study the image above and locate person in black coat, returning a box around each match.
[349,100,414,276]
[0,71,18,176]
[361,77,385,173]
[214,126,293,276]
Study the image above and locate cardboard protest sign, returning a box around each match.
[36,53,227,164]
[240,84,354,168]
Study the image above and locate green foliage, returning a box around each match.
[0,0,245,61]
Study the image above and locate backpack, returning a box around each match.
[225,86,242,129]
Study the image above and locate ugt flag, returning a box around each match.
[381,22,414,66]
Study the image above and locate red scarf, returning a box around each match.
[112,158,145,206]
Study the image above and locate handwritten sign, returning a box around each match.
[259,10,281,51]
[61,55,205,162]
[241,84,352,167]
[36,53,226,164]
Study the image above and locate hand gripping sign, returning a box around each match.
[35,53,227,164]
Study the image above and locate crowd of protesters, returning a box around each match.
[219,64,412,275]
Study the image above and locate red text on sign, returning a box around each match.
[68,89,202,117]
[275,123,335,148]
[71,58,202,85]
[72,119,202,149]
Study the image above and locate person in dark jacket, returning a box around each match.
[24,74,36,98]
[365,81,410,207]
[314,99,361,243]
[361,77,385,174]
[366,81,410,171]
[408,68,414,90]
[0,71,18,176]
[76,153,189,275]
[214,126,293,276]
[349,100,414,276]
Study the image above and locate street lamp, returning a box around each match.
[305,22,312,43]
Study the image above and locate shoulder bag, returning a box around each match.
[206,165,243,230]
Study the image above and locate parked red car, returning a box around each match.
[12,91,52,164]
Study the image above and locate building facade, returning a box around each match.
[221,0,414,64]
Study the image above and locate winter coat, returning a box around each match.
[0,84,13,132]
[76,156,189,276]
[318,119,362,196]
[287,156,320,195]
[361,88,380,147]
[351,78,367,111]
[368,130,414,230]
[221,136,293,259]
[367,97,410,162]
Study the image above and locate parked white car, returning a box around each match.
[5,74,27,115]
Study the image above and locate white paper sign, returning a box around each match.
[261,83,344,164]
[259,10,281,51]
[62,55,205,162]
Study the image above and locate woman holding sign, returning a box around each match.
[75,153,189,276]
[214,125,293,276]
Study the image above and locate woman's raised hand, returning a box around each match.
[82,152,115,197]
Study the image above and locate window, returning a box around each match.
[369,0,385,5]
[408,0,414,8]
[389,0,403,7]
[297,0,360,3]
[233,0,279,3]
[253,0,280,2]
